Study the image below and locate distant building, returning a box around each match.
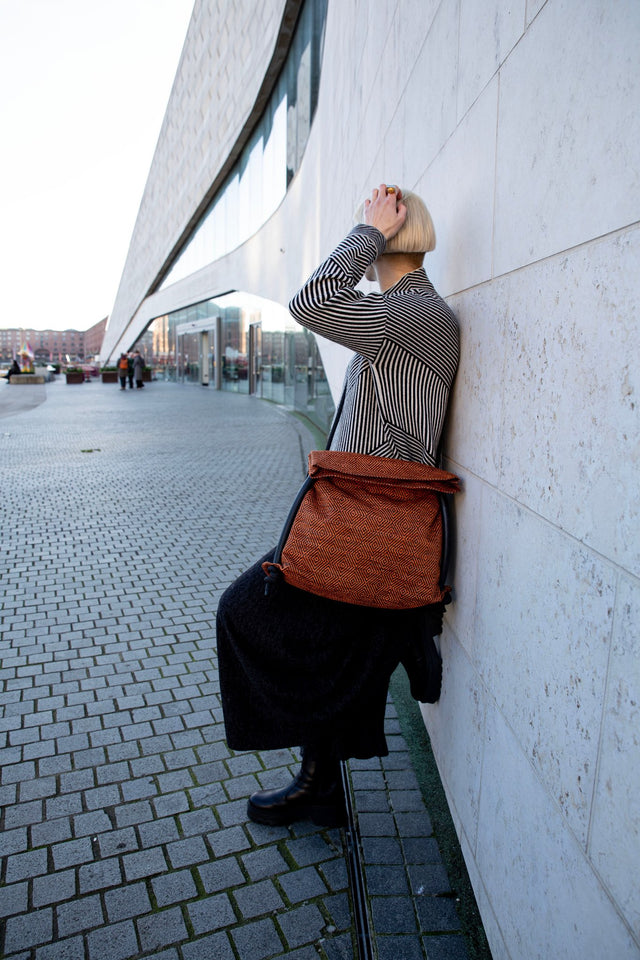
[0,321,106,364]
[83,317,108,360]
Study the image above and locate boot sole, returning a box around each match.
[247,798,347,828]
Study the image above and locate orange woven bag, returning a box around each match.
[262,450,460,609]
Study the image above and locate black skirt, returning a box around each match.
[216,550,427,760]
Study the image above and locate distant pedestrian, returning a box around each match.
[117,353,129,390]
[133,351,145,389]
[2,359,21,381]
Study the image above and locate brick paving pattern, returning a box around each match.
[0,379,470,959]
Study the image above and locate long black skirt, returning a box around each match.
[216,550,426,760]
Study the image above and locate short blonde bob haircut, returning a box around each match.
[354,189,436,254]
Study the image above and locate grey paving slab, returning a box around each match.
[0,380,479,960]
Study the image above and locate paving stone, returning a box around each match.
[6,847,49,883]
[231,917,284,959]
[0,881,28,918]
[4,907,53,952]
[278,902,325,948]
[325,892,352,930]
[138,816,181,848]
[234,877,284,917]
[278,864,328,904]
[366,859,409,899]
[181,931,235,960]
[0,827,28,857]
[152,868,198,906]
[319,857,349,892]
[416,896,462,932]
[87,919,139,960]
[57,895,104,937]
[114,800,154,827]
[421,934,471,959]
[137,905,188,952]
[152,790,190,817]
[33,870,77,907]
[407,864,453,897]
[395,811,434,837]
[198,856,245,893]
[98,827,139,858]
[35,935,86,960]
[104,882,152,923]
[286,833,337,868]
[4,798,44,828]
[166,835,209,868]
[403,837,443,865]
[376,935,424,960]
[319,931,355,960]
[370,895,419,934]
[207,824,251,857]
[79,857,123,893]
[389,789,427,813]
[361,837,405,865]
[357,812,397,837]
[242,846,289,882]
[187,894,236,934]
[52,837,94,871]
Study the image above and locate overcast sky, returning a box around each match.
[0,0,194,332]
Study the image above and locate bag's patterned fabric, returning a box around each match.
[263,450,460,609]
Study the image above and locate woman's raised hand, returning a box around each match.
[363,184,407,240]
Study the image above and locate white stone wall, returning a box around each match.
[105,1,640,957]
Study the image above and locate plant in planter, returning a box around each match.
[64,367,84,384]
[100,366,118,383]
[142,366,152,382]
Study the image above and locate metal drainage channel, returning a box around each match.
[341,762,375,960]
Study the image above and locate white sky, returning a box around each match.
[0,0,194,332]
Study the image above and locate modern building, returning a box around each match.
[103,2,640,958]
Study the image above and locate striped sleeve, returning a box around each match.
[288,225,388,359]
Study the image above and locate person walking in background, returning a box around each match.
[118,353,129,390]
[133,351,145,389]
[216,183,460,828]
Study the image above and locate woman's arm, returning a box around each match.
[289,225,388,359]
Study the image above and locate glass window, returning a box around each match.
[143,289,334,435]
[160,0,327,289]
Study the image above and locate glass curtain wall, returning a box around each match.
[139,292,334,435]
[131,0,333,433]
[160,0,327,287]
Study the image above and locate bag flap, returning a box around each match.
[308,449,460,493]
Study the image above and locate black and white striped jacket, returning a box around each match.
[289,224,459,465]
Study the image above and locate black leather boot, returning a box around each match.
[247,747,347,827]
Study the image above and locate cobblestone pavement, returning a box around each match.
[0,378,472,960]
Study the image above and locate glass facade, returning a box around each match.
[130,0,333,435]
[139,291,334,435]
[161,0,327,288]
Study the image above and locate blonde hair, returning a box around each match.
[354,189,436,254]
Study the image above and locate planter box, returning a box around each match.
[142,368,152,382]
[101,371,118,383]
[65,372,84,384]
